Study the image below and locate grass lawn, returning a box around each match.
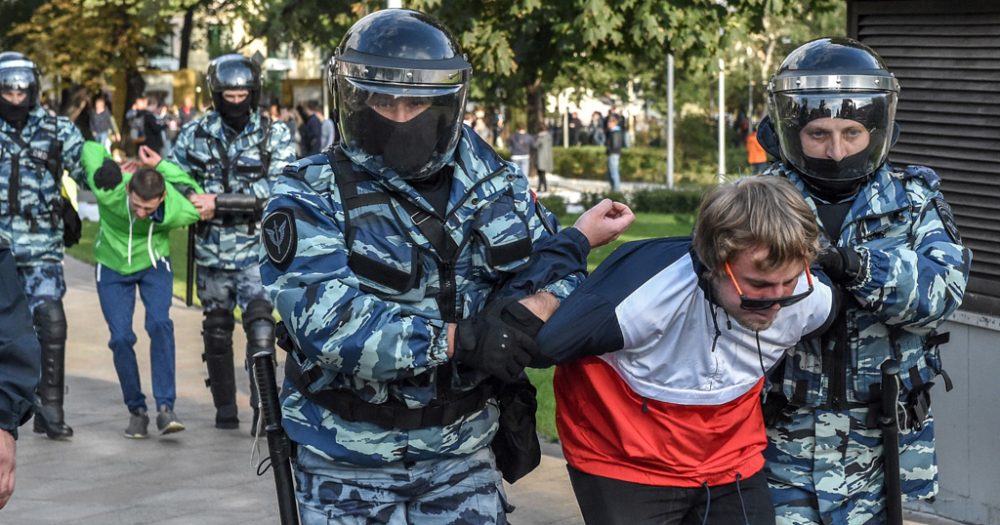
[67,212,695,442]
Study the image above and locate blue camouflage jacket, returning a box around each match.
[769,163,971,407]
[170,110,296,270]
[260,129,586,465]
[0,107,85,266]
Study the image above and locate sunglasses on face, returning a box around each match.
[724,262,814,311]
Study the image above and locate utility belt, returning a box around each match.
[764,388,933,433]
[277,323,497,430]
[765,334,952,433]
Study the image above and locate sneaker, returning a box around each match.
[156,406,186,435]
[124,409,149,439]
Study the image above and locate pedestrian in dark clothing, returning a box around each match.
[0,238,42,509]
[508,124,534,177]
[143,98,167,155]
[127,96,166,156]
[606,116,624,192]
[588,111,606,146]
[90,96,118,151]
[568,111,583,146]
[534,129,553,192]
[300,100,323,155]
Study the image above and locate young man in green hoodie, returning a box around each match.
[81,142,202,438]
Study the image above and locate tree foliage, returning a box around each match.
[401,0,843,133]
[9,0,189,89]
[2,0,843,132]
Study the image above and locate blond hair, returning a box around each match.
[692,176,819,273]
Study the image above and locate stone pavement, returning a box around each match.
[4,256,957,524]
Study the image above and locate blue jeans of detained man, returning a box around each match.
[95,260,177,412]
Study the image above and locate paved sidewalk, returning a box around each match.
[5,257,957,524]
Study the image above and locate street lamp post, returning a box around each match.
[666,53,674,189]
[718,58,725,183]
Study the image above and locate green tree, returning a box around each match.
[405,0,825,135]
[9,0,195,111]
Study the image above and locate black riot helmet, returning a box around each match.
[0,53,39,129]
[330,9,472,180]
[766,38,899,200]
[0,54,39,106]
[206,54,261,110]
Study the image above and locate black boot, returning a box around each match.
[203,309,238,429]
[244,299,276,437]
[33,300,73,440]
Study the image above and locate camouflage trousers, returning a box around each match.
[196,264,269,314]
[16,262,66,313]
[765,405,937,525]
[294,445,510,525]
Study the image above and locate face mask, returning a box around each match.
[219,98,252,131]
[0,97,31,130]
[800,149,873,200]
[361,108,440,179]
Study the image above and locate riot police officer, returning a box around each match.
[759,38,972,523]
[170,54,296,432]
[258,9,634,523]
[0,52,85,440]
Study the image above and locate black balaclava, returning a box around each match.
[218,97,252,132]
[799,148,874,201]
[0,96,31,130]
[359,108,441,178]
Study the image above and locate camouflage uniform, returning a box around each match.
[170,109,295,428]
[0,105,85,305]
[260,128,585,522]
[764,163,971,524]
[171,110,295,273]
[0,104,84,439]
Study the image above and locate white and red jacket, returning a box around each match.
[536,237,834,487]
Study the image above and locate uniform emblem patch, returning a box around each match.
[262,209,297,268]
[933,197,961,244]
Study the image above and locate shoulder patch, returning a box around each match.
[933,197,962,244]
[262,209,297,269]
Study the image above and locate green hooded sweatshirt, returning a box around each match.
[81,141,203,275]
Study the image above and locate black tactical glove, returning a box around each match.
[815,246,862,284]
[499,300,545,338]
[94,158,122,190]
[454,300,542,383]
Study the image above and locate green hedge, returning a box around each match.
[536,194,567,217]
[498,114,753,185]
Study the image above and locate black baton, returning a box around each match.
[252,349,299,525]
[879,359,903,525]
[185,226,195,306]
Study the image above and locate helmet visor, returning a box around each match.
[337,77,467,179]
[0,65,37,105]
[770,91,895,184]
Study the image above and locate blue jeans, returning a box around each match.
[607,153,621,192]
[96,261,176,412]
